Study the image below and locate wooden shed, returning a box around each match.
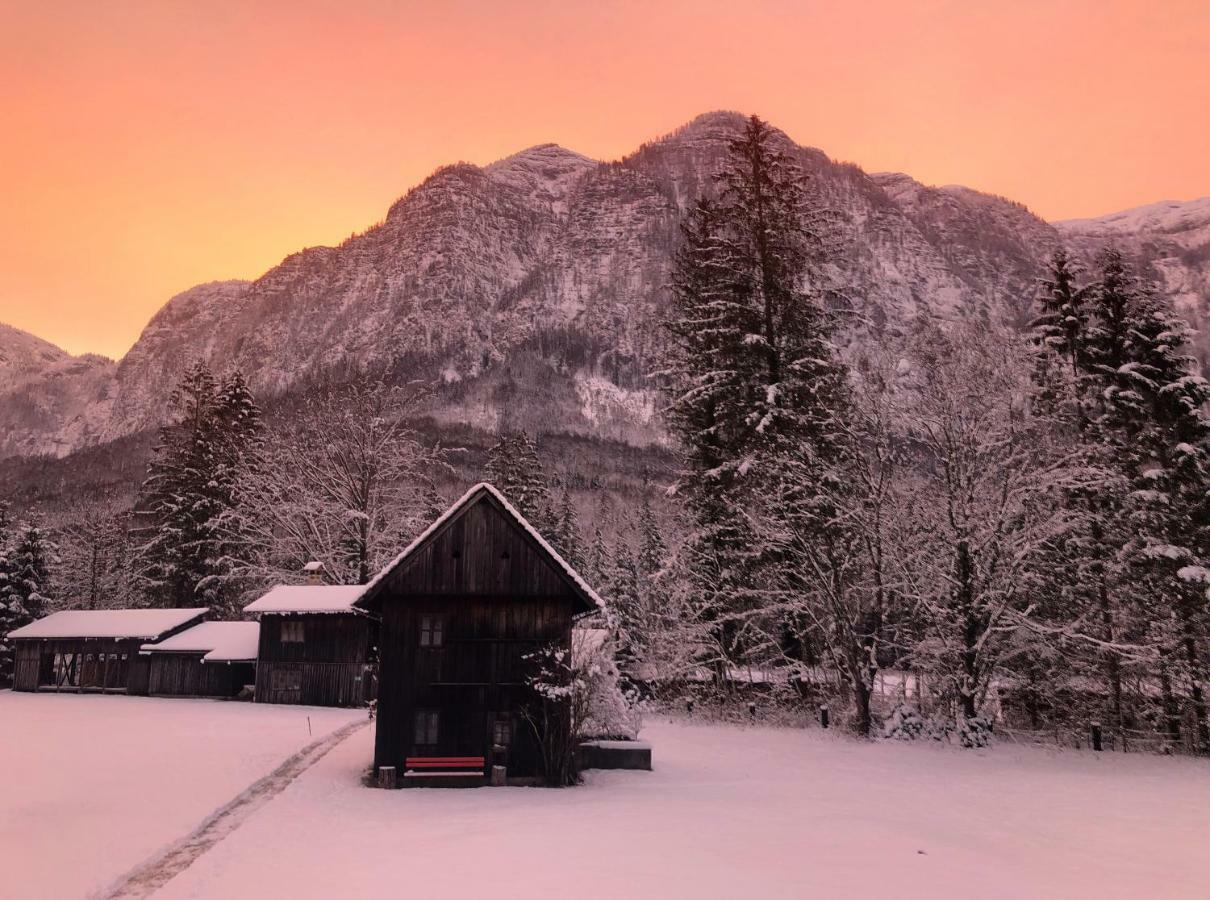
[7,609,209,694]
[244,586,378,707]
[357,482,602,784]
[139,621,259,698]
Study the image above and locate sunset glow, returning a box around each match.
[2,0,1208,359]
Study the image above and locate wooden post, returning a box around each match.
[377,766,397,789]
[1091,721,1103,752]
[820,704,830,729]
[490,765,506,787]
[748,701,757,720]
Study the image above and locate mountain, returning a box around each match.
[0,324,115,458]
[2,112,1207,461]
[1056,197,1210,366]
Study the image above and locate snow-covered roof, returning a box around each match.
[357,482,605,613]
[139,621,260,662]
[244,585,367,615]
[8,608,208,641]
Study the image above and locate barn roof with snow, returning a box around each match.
[139,621,261,662]
[356,481,604,615]
[8,608,208,641]
[243,585,368,615]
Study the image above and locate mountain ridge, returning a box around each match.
[3,111,1208,460]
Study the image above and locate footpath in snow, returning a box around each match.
[154,717,1210,900]
[0,692,361,900]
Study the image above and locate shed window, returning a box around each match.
[492,718,512,748]
[414,710,439,745]
[281,620,305,644]
[419,615,444,648]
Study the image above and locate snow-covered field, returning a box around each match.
[4,695,1209,899]
[0,693,361,899]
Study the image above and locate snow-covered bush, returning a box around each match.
[959,715,995,748]
[523,629,641,786]
[576,629,641,740]
[882,703,926,741]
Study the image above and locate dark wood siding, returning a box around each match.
[373,493,578,780]
[11,637,147,693]
[12,642,40,691]
[254,613,376,707]
[147,654,253,697]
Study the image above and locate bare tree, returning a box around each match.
[229,378,451,589]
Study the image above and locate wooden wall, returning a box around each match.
[147,654,253,697]
[254,613,376,707]
[10,638,150,694]
[373,494,577,779]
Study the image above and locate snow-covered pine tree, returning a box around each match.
[662,114,848,670]
[585,525,610,590]
[1117,287,1210,750]
[0,504,20,686]
[551,487,583,570]
[205,370,265,616]
[1033,248,1094,378]
[636,490,666,579]
[4,520,56,622]
[485,432,555,534]
[136,361,230,609]
[1027,251,1135,735]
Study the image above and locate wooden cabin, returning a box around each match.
[8,609,208,694]
[139,621,259,697]
[244,586,377,707]
[356,482,602,784]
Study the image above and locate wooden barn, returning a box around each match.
[139,621,259,698]
[356,482,602,785]
[7,609,208,694]
[244,585,378,707]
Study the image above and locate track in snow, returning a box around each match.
[96,716,371,900]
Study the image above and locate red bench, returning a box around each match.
[405,756,485,771]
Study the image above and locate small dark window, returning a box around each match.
[419,615,444,648]
[281,620,305,644]
[414,710,439,745]
[492,719,512,748]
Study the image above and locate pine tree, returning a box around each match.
[1120,288,1210,750]
[1033,248,1093,378]
[636,491,666,578]
[662,114,850,667]
[485,432,555,534]
[0,505,20,686]
[5,520,55,622]
[136,361,259,613]
[551,487,583,569]
[585,526,610,590]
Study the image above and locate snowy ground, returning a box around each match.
[0,693,361,899]
[4,696,1209,899]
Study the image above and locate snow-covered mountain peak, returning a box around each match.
[1056,197,1210,238]
[0,322,73,374]
[485,143,597,213]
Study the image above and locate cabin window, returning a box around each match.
[419,615,444,648]
[492,718,512,748]
[272,668,302,691]
[414,710,439,745]
[281,620,305,644]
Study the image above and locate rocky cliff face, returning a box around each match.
[0,324,115,458]
[3,112,1207,459]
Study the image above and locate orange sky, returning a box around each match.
[2,0,1208,359]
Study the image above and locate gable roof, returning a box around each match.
[244,585,367,615]
[8,608,209,641]
[139,621,260,662]
[357,482,604,615]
